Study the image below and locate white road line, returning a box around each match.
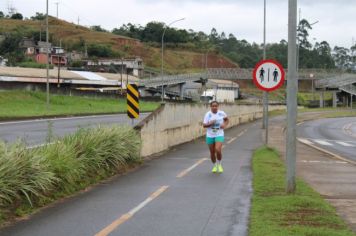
[298,138,314,145]
[176,158,208,178]
[336,141,355,147]
[343,122,356,138]
[95,186,169,236]
[314,140,333,146]
[299,160,348,164]
[297,138,356,166]
[227,137,237,144]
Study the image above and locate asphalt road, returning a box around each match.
[0,114,149,146]
[0,121,262,236]
[298,117,356,162]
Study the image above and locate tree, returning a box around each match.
[10,13,23,20]
[30,12,45,20]
[0,33,25,66]
[209,28,219,44]
[90,25,107,32]
[297,19,312,49]
[0,11,4,18]
[333,46,351,69]
[141,22,164,42]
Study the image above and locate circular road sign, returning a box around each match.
[252,59,285,92]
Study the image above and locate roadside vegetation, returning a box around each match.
[249,146,354,236]
[0,125,141,225]
[0,90,159,120]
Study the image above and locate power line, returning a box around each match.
[60,1,97,26]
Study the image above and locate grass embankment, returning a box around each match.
[250,147,355,236]
[0,90,159,120]
[0,125,141,225]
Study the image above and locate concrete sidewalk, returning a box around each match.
[269,116,356,232]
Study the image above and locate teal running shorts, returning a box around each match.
[206,136,224,145]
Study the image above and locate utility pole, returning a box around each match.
[46,0,50,108]
[55,2,59,18]
[121,59,123,95]
[286,0,298,193]
[77,16,80,25]
[262,0,269,145]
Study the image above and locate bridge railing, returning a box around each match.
[340,84,356,95]
[315,74,356,89]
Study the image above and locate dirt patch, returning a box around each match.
[283,208,344,229]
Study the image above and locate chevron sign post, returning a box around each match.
[127,84,140,120]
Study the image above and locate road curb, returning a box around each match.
[297,138,356,166]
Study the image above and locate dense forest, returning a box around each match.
[111,20,355,70]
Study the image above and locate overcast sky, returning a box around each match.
[1,0,355,48]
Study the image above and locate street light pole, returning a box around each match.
[161,18,185,102]
[46,0,50,108]
[286,0,298,193]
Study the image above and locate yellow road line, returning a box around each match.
[95,186,169,236]
[176,158,208,178]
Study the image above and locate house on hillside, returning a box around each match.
[35,41,67,66]
[67,51,84,62]
[20,38,36,56]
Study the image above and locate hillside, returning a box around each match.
[0,17,237,74]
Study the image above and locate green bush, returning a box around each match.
[17,61,54,69]
[0,125,141,218]
[297,94,306,106]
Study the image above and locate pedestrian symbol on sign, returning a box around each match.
[259,67,265,82]
[273,68,279,82]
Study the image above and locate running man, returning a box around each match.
[203,101,229,173]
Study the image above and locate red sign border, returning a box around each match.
[252,59,285,92]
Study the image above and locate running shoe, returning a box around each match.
[212,165,218,173]
[218,164,224,173]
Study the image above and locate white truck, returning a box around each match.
[200,88,236,103]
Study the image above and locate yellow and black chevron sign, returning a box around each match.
[127,84,140,119]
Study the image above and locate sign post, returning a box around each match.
[253,59,285,145]
[127,84,140,125]
[286,0,298,193]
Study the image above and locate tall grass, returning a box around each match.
[0,125,141,221]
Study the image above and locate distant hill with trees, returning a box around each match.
[0,11,355,73]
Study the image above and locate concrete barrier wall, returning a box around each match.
[136,103,285,157]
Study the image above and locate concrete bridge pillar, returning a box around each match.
[179,83,185,100]
[351,94,353,110]
[332,91,337,108]
[319,91,324,108]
